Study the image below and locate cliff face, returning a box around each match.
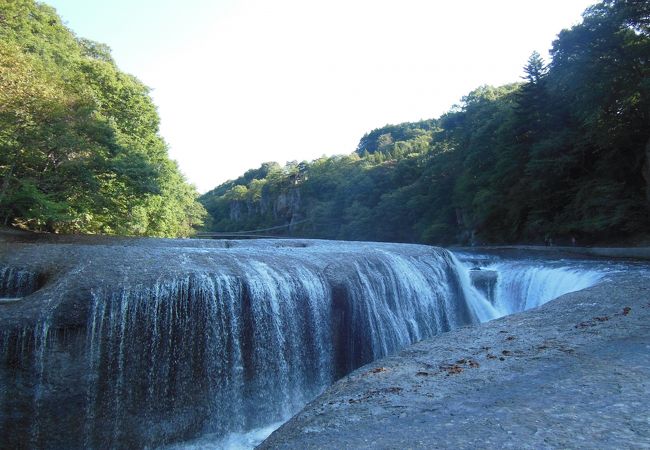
[228,187,303,228]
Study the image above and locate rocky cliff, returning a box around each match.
[229,188,303,228]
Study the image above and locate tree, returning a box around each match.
[200,0,649,244]
[0,1,206,236]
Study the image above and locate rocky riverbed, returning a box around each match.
[260,273,650,449]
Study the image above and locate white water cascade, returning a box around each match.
[0,241,608,449]
[0,267,39,301]
[489,261,604,315]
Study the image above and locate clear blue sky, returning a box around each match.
[45,0,596,192]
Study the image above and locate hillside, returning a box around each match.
[200,0,649,245]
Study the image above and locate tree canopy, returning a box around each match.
[0,0,206,236]
[201,0,649,245]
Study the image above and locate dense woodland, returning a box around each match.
[0,1,206,236]
[201,0,650,245]
[1,1,647,243]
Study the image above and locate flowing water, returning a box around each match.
[0,241,623,449]
[452,251,608,317]
[0,266,39,298]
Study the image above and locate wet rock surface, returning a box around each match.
[260,274,650,449]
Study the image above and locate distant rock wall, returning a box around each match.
[229,188,302,227]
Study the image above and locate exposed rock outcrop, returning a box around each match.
[229,188,303,226]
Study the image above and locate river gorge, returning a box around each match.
[0,235,647,449]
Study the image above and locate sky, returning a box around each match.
[44,0,596,193]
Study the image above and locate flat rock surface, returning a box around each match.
[260,273,650,449]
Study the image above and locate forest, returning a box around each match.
[201,0,649,245]
[0,1,206,236]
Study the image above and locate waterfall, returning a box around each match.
[449,253,501,322]
[486,261,604,316]
[0,242,609,449]
[452,250,605,319]
[0,242,483,449]
[0,267,38,299]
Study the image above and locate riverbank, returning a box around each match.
[453,245,650,261]
[3,226,650,261]
[260,272,650,449]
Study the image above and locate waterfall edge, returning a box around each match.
[259,272,650,449]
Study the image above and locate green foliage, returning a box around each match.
[356,120,437,156]
[201,0,649,244]
[0,0,205,236]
